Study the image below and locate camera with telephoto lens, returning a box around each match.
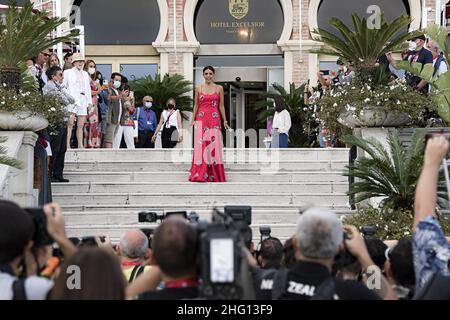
[138,210,199,223]
[361,225,376,240]
[197,205,253,300]
[24,208,53,247]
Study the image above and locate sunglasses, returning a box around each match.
[41,52,50,57]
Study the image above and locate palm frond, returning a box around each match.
[0,136,22,169]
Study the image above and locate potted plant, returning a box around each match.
[0,1,78,90]
[0,1,78,132]
[311,14,432,132]
[341,130,450,240]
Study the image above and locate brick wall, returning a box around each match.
[290,0,312,85]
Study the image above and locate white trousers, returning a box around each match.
[113,126,135,149]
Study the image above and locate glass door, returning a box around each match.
[228,84,245,148]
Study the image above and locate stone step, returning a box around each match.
[62,171,349,183]
[63,160,348,172]
[59,203,352,212]
[62,209,353,226]
[65,148,350,162]
[53,192,349,206]
[52,181,349,194]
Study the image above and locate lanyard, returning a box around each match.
[164,278,198,289]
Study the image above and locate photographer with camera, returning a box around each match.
[118,229,153,283]
[412,135,450,298]
[271,207,395,300]
[0,201,76,300]
[252,237,283,300]
[138,217,200,299]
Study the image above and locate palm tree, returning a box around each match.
[129,73,193,119]
[342,130,447,211]
[0,0,79,90]
[0,136,22,169]
[254,82,318,147]
[312,13,422,79]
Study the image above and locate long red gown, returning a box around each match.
[188,88,226,182]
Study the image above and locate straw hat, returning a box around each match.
[71,52,85,62]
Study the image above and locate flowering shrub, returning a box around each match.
[317,78,436,132]
[343,207,450,240]
[0,86,65,134]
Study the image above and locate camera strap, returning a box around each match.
[12,279,27,300]
[128,265,145,283]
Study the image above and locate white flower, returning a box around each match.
[333,103,338,107]
[364,98,371,103]
[2,83,6,87]
[396,100,401,105]
[50,107,56,112]
[351,87,356,89]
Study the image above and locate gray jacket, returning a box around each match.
[42,80,75,107]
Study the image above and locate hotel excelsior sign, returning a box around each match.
[195,0,284,44]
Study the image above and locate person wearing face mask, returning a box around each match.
[152,98,183,149]
[113,84,136,149]
[82,60,102,148]
[135,96,157,148]
[63,53,92,149]
[104,73,125,148]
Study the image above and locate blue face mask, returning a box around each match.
[113,80,121,89]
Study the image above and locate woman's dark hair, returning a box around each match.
[121,84,131,92]
[281,237,296,268]
[166,97,176,106]
[203,66,215,74]
[50,247,126,300]
[274,96,287,113]
[0,201,34,264]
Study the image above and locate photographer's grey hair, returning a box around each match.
[120,231,149,259]
[295,208,343,259]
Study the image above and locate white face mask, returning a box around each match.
[88,67,96,75]
[74,62,84,70]
[113,80,121,89]
[145,102,153,108]
[408,41,417,51]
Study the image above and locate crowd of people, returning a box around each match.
[305,35,448,148]
[28,49,185,183]
[1,135,449,300]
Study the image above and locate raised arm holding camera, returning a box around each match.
[0,201,76,300]
[413,135,450,295]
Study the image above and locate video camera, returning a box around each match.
[138,210,200,223]
[197,205,253,300]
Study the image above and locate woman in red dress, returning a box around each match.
[189,66,229,182]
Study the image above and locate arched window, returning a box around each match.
[194,0,284,44]
[317,0,410,36]
[70,0,160,45]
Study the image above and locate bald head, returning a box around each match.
[119,229,149,259]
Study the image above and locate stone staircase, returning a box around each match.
[53,148,351,242]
